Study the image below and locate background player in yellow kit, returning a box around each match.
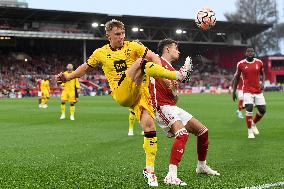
[56,19,192,187]
[60,64,80,121]
[40,76,50,109]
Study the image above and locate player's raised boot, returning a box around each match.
[164,173,187,186]
[70,115,75,121]
[60,114,65,120]
[177,56,193,83]
[128,129,134,136]
[143,169,158,187]
[248,129,255,139]
[39,104,42,108]
[42,104,48,108]
[196,162,220,176]
[252,122,259,135]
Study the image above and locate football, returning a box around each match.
[195,7,216,30]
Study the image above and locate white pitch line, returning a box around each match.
[240,181,284,189]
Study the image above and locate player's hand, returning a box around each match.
[232,91,237,102]
[55,72,67,83]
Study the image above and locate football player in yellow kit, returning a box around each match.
[40,76,50,109]
[56,19,192,187]
[60,64,80,121]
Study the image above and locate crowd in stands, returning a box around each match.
[0,52,109,98]
[1,51,282,98]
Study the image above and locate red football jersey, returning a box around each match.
[236,58,263,94]
[237,74,244,90]
[37,79,42,91]
[149,57,177,107]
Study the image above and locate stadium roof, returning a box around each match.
[0,7,272,44]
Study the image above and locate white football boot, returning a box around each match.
[60,114,65,120]
[248,129,255,139]
[177,56,193,83]
[70,115,75,121]
[164,173,187,186]
[196,162,220,176]
[252,121,259,135]
[143,169,158,187]
[128,129,134,136]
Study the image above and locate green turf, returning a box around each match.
[0,92,283,188]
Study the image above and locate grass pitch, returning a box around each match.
[0,92,283,188]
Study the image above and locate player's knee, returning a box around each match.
[175,128,189,143]
[61,102,65,105]
[258,106,266,115]
[70,103,75,106]
[245,104,253,112]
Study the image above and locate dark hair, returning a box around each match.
[157,38,178,56]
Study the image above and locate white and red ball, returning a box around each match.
[195,7,216,30]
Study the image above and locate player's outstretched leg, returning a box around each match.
[185,118,220,176]
[164,127,188,186]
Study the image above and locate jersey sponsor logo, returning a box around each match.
[114,60,127,73]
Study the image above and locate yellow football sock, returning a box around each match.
[129,112,135,130]
[41,98,46,105]
[143,136,157,168]
[70,105,75,116]
[45,98,49,105]
[144,62,176,80]
[61,104,66,115]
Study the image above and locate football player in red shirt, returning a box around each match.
[149,39,220,186]
[232,47,266,138]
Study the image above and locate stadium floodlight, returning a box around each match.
[176,29,182,34]
[24,58,28,62]
[139,28,144,32]
[100,24,105,26]
[182,31,187,34]
[132,27,139,32]
[92,22,99,28]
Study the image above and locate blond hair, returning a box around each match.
[105,19,125,32]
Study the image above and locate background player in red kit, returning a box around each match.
[149,39,220,186]
[37,78,42,108]
[236,75,244,119]
[232,47,266,139]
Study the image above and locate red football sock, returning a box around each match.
[253,111,263,124]
[246,111,253,129]
[238,100,244,111]
[169,129,189,166]
[197,129,208,161]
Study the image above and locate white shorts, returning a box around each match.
[155,105,193,137]
[38,91,42,97]
[243,93,266,106]
[237,90,243,100]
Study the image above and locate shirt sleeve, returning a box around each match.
[131,41,148,58]
[87,49,102,68]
